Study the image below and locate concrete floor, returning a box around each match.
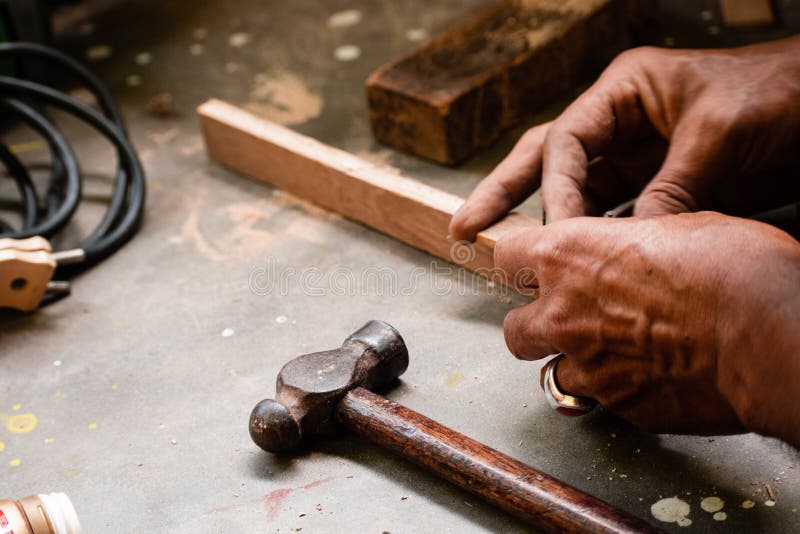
[2,0,799,532]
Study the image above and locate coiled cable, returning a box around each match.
[0,42,145,278]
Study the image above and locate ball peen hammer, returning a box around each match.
[249,321,662,533]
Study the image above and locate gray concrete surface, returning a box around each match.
[2,1,799,532]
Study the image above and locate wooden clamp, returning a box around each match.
[198,99,539,277]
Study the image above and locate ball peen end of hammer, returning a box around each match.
[249,398,301,453]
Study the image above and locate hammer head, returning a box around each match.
[249,320,408,453]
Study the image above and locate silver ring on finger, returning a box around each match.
[542,353,598,416]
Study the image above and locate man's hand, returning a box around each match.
[450,36,800,240]
[495,213,800,445]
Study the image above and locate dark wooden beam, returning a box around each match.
[366,0,656,164]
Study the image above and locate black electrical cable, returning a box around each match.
[0,142,38,228]
[0,76,146,263]
[0,42,126,128]
[0,44,134,246]
[0,97,81,238]
[0,42,145,281]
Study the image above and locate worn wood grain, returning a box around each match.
[366,0,656,164]
[198,99,539,275]
[337,387,664,533]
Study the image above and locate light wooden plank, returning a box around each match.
[198,99,539,274]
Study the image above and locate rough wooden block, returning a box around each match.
[366,0,655,165]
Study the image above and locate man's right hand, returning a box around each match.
[494,211,800,447]
[450,35,800,240]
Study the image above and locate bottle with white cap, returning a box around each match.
[0,493,81,534]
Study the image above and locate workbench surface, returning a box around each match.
[2,1,799,532]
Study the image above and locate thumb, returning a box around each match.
[634,131,717,217]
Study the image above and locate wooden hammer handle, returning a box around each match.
[337,388,663,533]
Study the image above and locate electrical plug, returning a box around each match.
[0,237,84,311]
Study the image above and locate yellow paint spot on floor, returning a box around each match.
[111,384,119,390]
[10,140,45,154]
[88,423,98,429]
[11,404,21,411]
[445,372,465,389]
[0,442,4,452]
[9,458,21,467]
[44,437,55,444]
[54,391,65,398]
[60,467,80,478]
[6,413,38,434]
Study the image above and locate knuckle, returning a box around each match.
[692,103,765,159]
[611,46,658,70]
[728,104,757,127]
[704,110,731,132]
[503,308,526,357]
[696,106,738,135]
[537,244,560,273]
[519,123,548,147]
[612,78,641,109]
[520,127,538,144]
[644,179,698,212]
[529,238,550,266]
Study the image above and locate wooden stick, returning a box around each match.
[198,99,539,274]
[338,388,663,533]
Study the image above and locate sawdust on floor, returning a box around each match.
[245,70,322,126]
